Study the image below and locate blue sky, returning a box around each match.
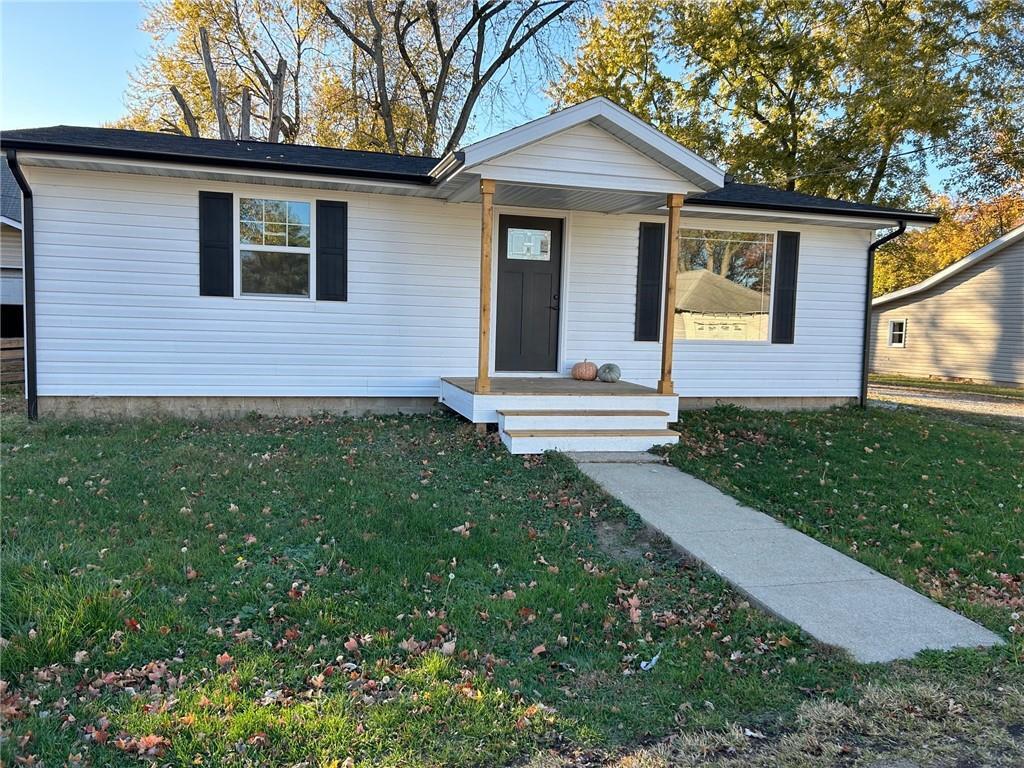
[1,1,150,131]
[0,1,949,192]
[0,0,546,138]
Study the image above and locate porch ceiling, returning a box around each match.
[493,182,666,214]
[439,175,669,214]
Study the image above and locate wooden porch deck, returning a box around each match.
[440,376,662,397]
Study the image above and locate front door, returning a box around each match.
[496,215,563,371]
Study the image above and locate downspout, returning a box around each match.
[860,221,906,407]
[6,149,37,420]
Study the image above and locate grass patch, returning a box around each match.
[668,405,1024,633]
[870,373,1024,400]
[3,400,1022,765]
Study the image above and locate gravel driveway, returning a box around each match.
[869,384,1024,421]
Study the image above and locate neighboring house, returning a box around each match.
[1,156,23,338]
[1,98,938,452]
[871,223,1024,387]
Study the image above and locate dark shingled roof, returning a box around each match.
[0,125,441,184]
[1,125,938,223]
[1,156,21,223]
[688,182,939,224]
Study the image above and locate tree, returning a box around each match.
[119,0,325,142]
[554,0,998,206]
[321,0,585,156]
[947,0,1024,198]
[122,0,585,154]
[873,194,1024,295]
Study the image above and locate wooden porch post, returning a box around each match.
[476,179,496,394]
[658,193,684,395]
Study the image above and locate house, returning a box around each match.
[871,223,1024,387]
[1,98,938,452]
[1,156,23,337]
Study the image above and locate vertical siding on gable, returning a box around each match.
[870,240,1024,385]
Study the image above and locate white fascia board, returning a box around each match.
[16,152,441,196]
[0,216,22,230]
[873,221,1024,307]
[679,203,897,230]
[458,97,726,190]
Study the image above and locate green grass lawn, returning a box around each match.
[869,373,1024,400]
[668,406,1024,634]
[2,396,1023,766]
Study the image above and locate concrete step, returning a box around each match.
[500,428,679,455]
[497,409,671,431]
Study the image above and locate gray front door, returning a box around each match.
[495,214,563,371]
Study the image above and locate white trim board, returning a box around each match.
[454,97,726,191]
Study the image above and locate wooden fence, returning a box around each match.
[1,338,25,384]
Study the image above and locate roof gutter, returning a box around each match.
[690,198,940,225]
[427,150,464,182]
[5,149,37,420]
[860,221,906,407]
[0,139,435,185]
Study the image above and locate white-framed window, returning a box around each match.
[888,319,907,347]
[237,197,313,298]
[676,229,775,341]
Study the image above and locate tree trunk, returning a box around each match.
[267,59,287,143]
[200,27,233,140]
[865,142,893,205]
[239,87,252,141]
[170,86,200,137]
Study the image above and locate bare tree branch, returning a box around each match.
[239,86,252,140]
[169,85,201,137]
[200,26,234,140]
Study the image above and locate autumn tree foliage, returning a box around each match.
[555,0,1021,207]
[873,194,1024,296]
[120,0,583,154]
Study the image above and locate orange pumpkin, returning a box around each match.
[571,360,598,381]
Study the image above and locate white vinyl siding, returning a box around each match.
[469,122,702,195]
[871,240,1024,386]
[28,166,871,400]
[29,167,479,397]
[1,224,22,269]
[564,213,871,397]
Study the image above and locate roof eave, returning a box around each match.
[0,138,436,185]
[873,222,1024,307]
[687,197,940,225]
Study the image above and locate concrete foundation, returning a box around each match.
[678,395,857,411]
[37,396,439,419]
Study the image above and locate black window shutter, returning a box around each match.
[635,222,666,341]
[316,200,348,301]
[771,230,800,344]
[198,191,233,296]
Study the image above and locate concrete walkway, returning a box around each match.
[572,453,1003,663]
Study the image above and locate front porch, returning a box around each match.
[439,376,680,454]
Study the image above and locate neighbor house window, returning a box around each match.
[239,197,312,297]
[676,229,774,341]
[888,319,907,347]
